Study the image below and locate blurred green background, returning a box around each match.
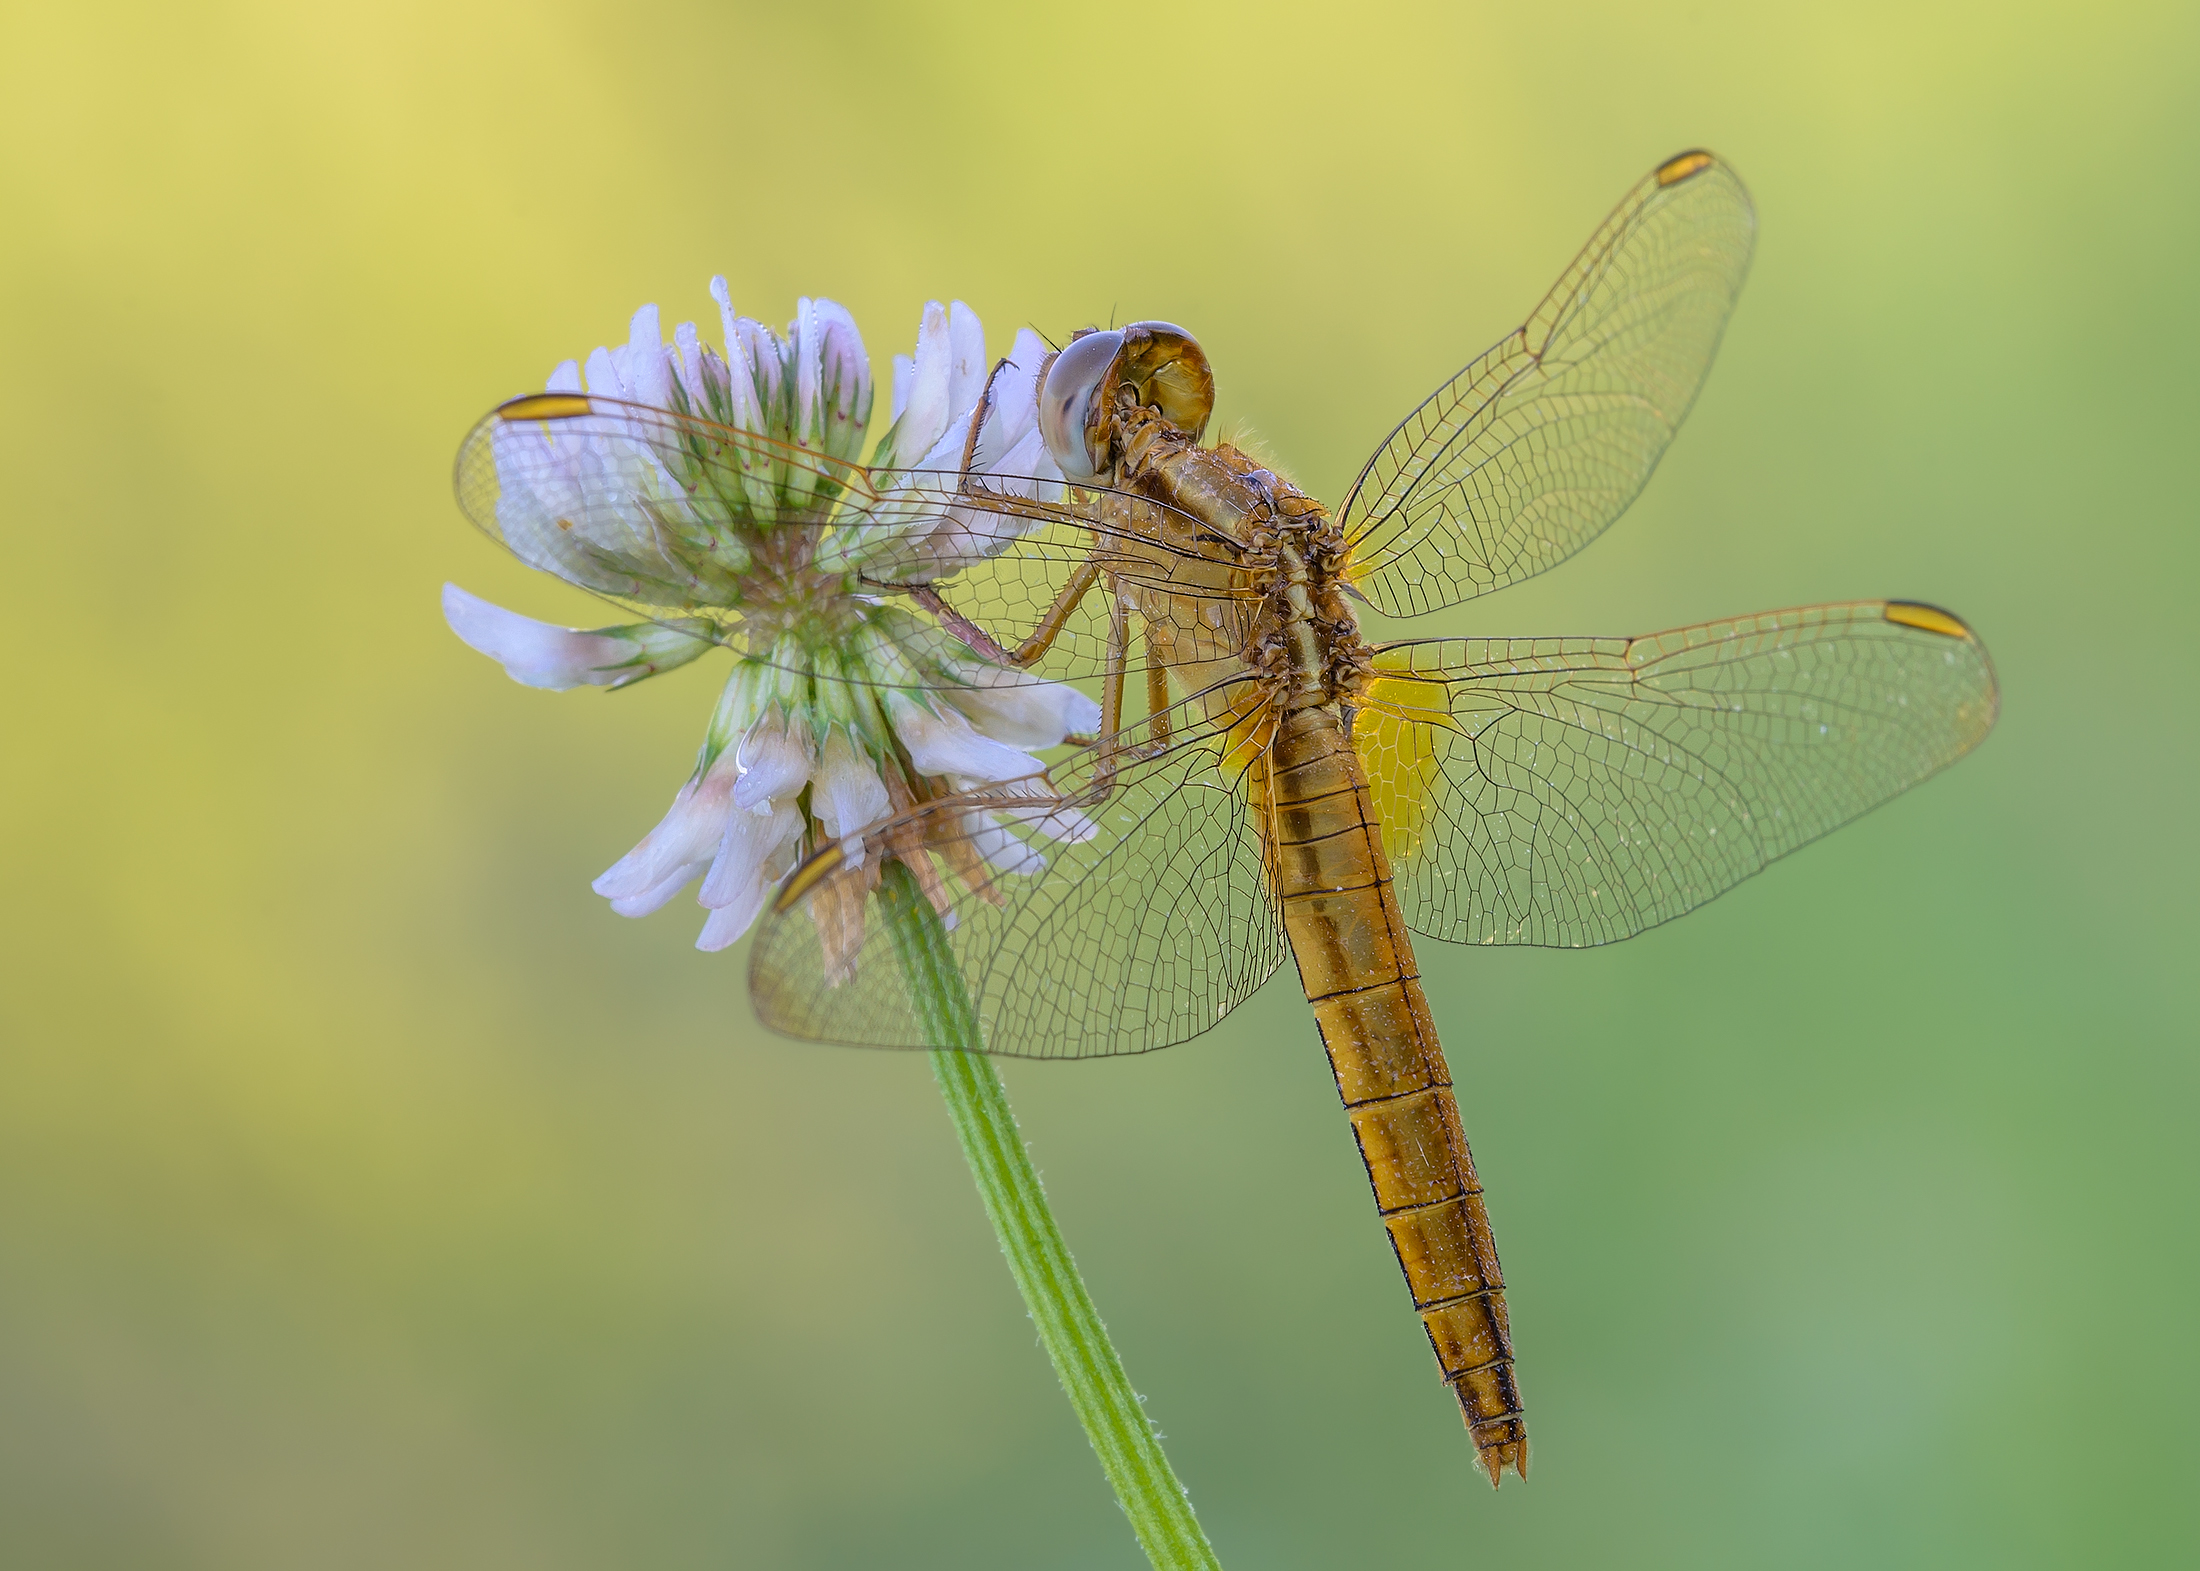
[3,1,2194,1566]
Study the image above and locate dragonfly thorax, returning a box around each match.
[1104,401,1371,707]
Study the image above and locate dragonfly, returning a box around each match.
[457,151,1999,1485]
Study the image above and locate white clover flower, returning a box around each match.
[448,289,1099,960]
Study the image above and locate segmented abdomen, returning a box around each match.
[1259,700,1528,1482]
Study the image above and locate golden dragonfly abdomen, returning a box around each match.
[1260,698,1525,1480]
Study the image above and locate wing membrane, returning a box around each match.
[453,393,1241,684]
[1358,602,1998,947]
[748,680,1289,1057]
[1338,150,1755,617]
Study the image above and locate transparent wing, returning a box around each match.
[1337,150,1755,618]
[747,680,1290,1057]
[1354,602,1998,947]
[453,392,1247,685]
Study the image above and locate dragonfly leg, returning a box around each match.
[1089,580,1131,797]
[901,583,1016,664]
[1144,655,1173,748]
[1009,556,1104,667]
[899,555,1107,673]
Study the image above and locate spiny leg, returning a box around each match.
[902,583,1015,665]
[899,554,1106,675]
[1009,555,1104,668]
[1144,652,1174,749]
[1089,580,1132,797]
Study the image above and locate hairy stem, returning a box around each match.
[876,862,1222,1571]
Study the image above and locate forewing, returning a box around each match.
[748,683,1289,1057]
[1338,151,1755,618]
[454,393,1237,683]
[1357,602,1998,947]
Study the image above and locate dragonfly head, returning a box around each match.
[1039,321,1215,480]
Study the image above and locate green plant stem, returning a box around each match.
[876,862,1222,1571]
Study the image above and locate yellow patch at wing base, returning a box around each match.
[1353,675,1453,867]
[1340,538,1376,587]
[1216,685,1282,779]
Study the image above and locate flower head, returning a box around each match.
[450,290,1097,961]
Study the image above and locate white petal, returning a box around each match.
[889,353,914,424]
[894,302,953,462]
[731,722,813,814]
[811,298,872,460]
[810,730,890,837]
[592,753,742,902]
[443,583,630,690]
[792,296,823,446]
[546,359,583,394]
[814,298,869,400]
[699,799,803,910]
[608,863,701,919]
[695,893,765,952]
[889,696,1044,784]
[620,303,673,409]
[1005,326,1050,376]
[711,276,765,431]
[582,345,624,398]
[913,413,977,475]
[695,801,805,950]
[943,672,1101,748]
[672,321,704,400]
[946,301,987,418]
[903,307,990,478]
[972,328,1049,472]
[738,318,788,409]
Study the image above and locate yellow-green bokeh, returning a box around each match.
[3,2,2194,1565]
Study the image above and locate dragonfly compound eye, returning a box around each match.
[1039,328,1124,481]
[1116,321,1215,443]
